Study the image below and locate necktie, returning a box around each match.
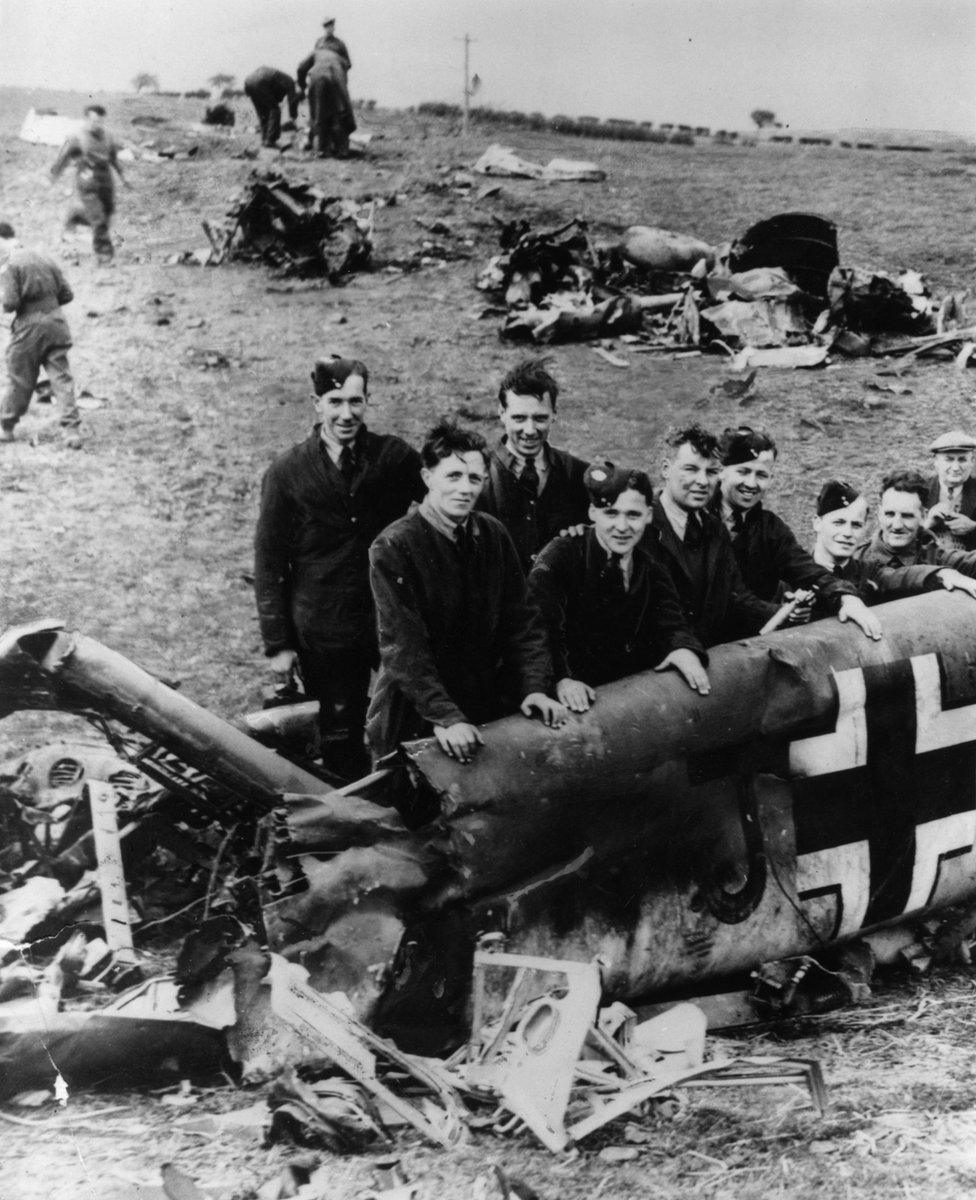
[455,521,473,558]
[520,456,540,498]
[730,508,744,537]
[338,445,355,487]
[684,513,703,550]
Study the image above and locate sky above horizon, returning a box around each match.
[3,0,974,136]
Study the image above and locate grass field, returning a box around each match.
[1,88,976,1199]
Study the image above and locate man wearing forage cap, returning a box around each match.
[925,430,976,552]
[314,17,352,71]
[253,355,423,780]
[810,478,976,611]
[528,461,710,715]
[714,425,881,639]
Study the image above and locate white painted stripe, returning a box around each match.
[797,841,871,938]
[789,667,867,777]
[905,812,976,912]
[88,781,136,961]
[912,653,976,754]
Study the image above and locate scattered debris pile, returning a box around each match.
[477,209,974,365]
[472,143,606,183]
[174,170,375,278]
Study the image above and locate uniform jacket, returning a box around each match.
[718,500,857,608]
[366,509,553,756]
[1,248,73,335]
[528,527,706,687]
[476,441,590,574]
[253,427,423,656]
[851,527,976,577]
[811,555,942,617]
[925,475,976,551]
[645,499,778,646]
[243,68,299,117]
[50,127,120,192]
[313,33,352,70]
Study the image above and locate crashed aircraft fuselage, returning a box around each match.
[3,595,976,1043]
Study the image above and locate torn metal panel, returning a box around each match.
[731,212,839,299]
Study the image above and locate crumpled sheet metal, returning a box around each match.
[472,144,606,182]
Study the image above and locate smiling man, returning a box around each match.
[367,420,566,764]
[851,468,976,576]
[715,426,880,639]
[645,423,777,646]
[925,431,976,552]
[529,462,709,714]
[253,356,423,780]
[811,478,976,609]
[477,357,590,573]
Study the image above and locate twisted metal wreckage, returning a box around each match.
[2,594,976,1147]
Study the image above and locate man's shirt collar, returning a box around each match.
[419,496,474,543]
[659,489,690,541]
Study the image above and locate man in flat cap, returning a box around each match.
[811,479,976,608]
[852,468,976,577]
[645,422,778,646]
[528,462,709,714]
[714,425,881,639]
[253,356,423,780]
[367,420,566,764]
[477,357,591,575]
[244,67,300,148]
[925,430,976,552]
[314,18,352,71]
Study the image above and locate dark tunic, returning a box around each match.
[645,499,778,646]
[244,68,299,143]
[366,509,553,757]
[476,441,590,574]
[528,527,707,686]
[811,555,942,618]
[297,49,356,152]
[253,427,423,657]
[314,32,352,70]
[720,501,857,608]
[852,527,976,576]
[925,475,976,551]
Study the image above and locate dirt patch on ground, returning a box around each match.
[1,89,976,1199]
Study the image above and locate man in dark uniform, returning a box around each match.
[528,462,709,715]
[366,420,566,764]
[0,223,81,448]
[810,479,976,607]
[645,423,777,647]
[253,356,423,779]
[244,67,300,147]
[50,105,128,263]
[476,357,590,574]
[853,468,976,576]
[314,17,352,70]
[297,46,355,157]
[924,430,976,552]
[715,425,881,639]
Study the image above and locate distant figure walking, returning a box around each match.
[244,67,299,147]
[50,105,128,263]
[0,223,82,448]
[297,47,355,158]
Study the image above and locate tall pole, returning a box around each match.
[462,33,471,136]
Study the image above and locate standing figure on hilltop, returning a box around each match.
[0,223,82,448]
[314,17,352,71]
[50,105,129,264]
[297,29,355,157]
[243,67,300,148]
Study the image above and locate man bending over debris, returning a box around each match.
[810,479,976,609]
[244,67,300,148]
[366,420,567,763]
[714,425,881,640]
[297,46,355,158]
[476,357,590,573]
[528,461,710,714]
[50,104,128,264]
[645,423,778,646]
[254,356,423,780]
[853,468,976,577]
[0,223,82,448]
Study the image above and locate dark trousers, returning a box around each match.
[3,319,79,430]
[297,645,373,781]
[66,184,115,260]
[245,86,282,146]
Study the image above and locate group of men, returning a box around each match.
[244,17,355,157]
[254,353,976,781]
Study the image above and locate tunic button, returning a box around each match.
[351,516,358,523]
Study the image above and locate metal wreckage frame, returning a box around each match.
[2,594,976,1146]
